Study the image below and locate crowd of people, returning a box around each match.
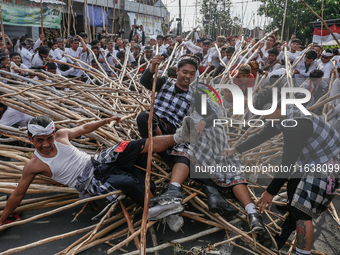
[0,26,340,255]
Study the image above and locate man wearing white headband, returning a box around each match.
[0,115,198,226]
[317,49,334,79]
[223,87,340,254]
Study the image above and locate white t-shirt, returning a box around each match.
[0,107,33,127]
[65,47,84,76]
[21,47,32,68]
[317,59,334,78]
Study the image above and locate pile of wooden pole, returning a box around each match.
[0,33,339,255]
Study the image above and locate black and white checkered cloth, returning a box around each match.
[285,106,340,218]
[154,79,193,128]
[172,124,246,187]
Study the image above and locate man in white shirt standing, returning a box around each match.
[293,50,318,87]
[20,38,34,68]
[317,49,334,79]
[65,35,88,77]
[10,52,28,74]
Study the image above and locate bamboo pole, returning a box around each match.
[140,44,159,255]
[0,7,5,48]
[40,0,44,45]
[281,0,288,41]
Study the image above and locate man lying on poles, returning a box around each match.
[0,115,198,226]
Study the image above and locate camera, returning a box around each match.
[102,29,106,33]
[134,25,140,30]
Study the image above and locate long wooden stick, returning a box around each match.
[281,0,288,40]
[40,0,44,45]
[0,7,5,48]
[140,44,159,255]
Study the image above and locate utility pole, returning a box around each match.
[179,0,182,35]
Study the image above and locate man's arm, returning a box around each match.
[56,116,121,143]
[0,165,36,226]
[139,55,167,91]
[78,35,88,52]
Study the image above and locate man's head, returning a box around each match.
[106,39,114,51]
[222,88,233,102]
[273,42,282,52]
[51,42,58,51]
[46,62,57,74]
[117,51,125,62]
[304,50,317,66]
[165,35,173,45]
[0,54,10,65]
[249,61,260,77]
[157,35,164,46]
[226,47,235,60]
[310,69,324,85]
[91,59,99,69]
[149,36,157,47]
[321,49,333,63]
[123,39,129,47]
[221,48,227,59]
[91,39,101,49]
[333,48,339,56]
[38,45,50,59]
[10,52,21,66]
[254,86,282,119]
[193,53,203,64]
[227,35,236,46]
[167,66,177,78]
[24,38,34,49]
[237,64,251,83]
[91,45,99,57]
[202,40,210,52]
[267,48,279,64]
[313,45,322,58]
[28,116,56,156]
[176,56,198,88]
[176,35,182,43]
[79,32,88,43]
[144,46,153,59]
[133,43,141,54]
[115,37,123,47]
[57,37,65,49]
[266,35,276,48]
[290,38,301,52]
[70,37,80,50]
[216,36,226,48]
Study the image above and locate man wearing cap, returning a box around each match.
[317,49,334,79]
[224,87,340,255]
[0,115,198,226]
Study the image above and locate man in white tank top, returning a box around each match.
[0,115,198,226]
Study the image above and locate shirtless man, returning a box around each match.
[0,115,198,226]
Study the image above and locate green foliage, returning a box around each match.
[257,0,340,44]
[199,0,233,38]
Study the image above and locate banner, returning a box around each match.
[127,12,164,36]
[86,5,111,27]
[1,0,62,29]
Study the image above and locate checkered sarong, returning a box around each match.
[172,124,246,187]
[285,106,340,218]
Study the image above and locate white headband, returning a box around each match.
[28,121,55,137]
[322,50,333,57]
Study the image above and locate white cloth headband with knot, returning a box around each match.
[322,51,333,57]
[28,121,55,137]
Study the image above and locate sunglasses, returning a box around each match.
[322,55,331,59]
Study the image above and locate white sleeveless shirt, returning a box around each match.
[34,141,91,188]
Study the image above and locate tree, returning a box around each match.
[199,0,233,39]
[257,0,340,44]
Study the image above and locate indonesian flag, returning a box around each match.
[313,24,340,44]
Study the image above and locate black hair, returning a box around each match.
[38,45,50,55]
[226,47,235,54]
[194,53,203,62]
[46,62,57,70]
[91,45,99,51]
[165,35,172,40]
[167,66,177,78]
[254,86,281,110]
[0,54,9,63]
[177,56,198,70]
[157,35,164,40]
[27,116,54,137]
[273,42,282,47]
[268,47,279,56]
[203,40,210,46]
[10,52,20,58]
[144,46,153,52]
[313,44,322,50]
[299,45,304,50]
[91,59,98,64]
[269,74,281,86]
[324,49,333,54]
[305,50,317,60]
[333,48,339,56]
[91,40,100,46]
[268,35,276,42]
[79,32,88,38]
[117,51,125,59]
[309,69,324,79]
[221,48,227,53]
[58,63,70,71]
[69,37,79,43]
[337,66,340,72]
[291,38,301,45]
